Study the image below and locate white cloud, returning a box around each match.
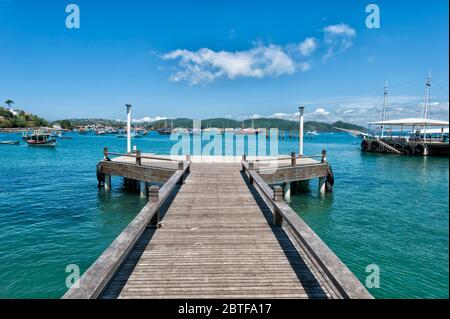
[323,23,356,61]
[271,112,298,120]
[298,37,318,56]
[162,44,298,85]
[130,116,169,123]
[301,95,449,125]
[298,62,311,71]
[161,24,357,84]
[309,108,330,117]
[324,23,356,37]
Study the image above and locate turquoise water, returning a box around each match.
[0,132,448,298]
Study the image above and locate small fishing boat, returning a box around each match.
[172,127,190,135]
[0,140,20,145]
[26,131,56,147]
[235,128,258,135]
[117,131,142,138]
[306,131,319,136]
[157,120,174,135]
[157,128,172,135]
[95,129,106,135]
[235,119,258,135]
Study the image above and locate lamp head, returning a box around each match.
[298,106,305,116]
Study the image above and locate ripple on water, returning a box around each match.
[0,132,448,298]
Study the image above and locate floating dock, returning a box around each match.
[63,150,372,299]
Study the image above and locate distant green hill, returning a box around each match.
[51,117,367,133]
[331,121,368,133]
[149,118,367,132]
[52,118,123,128]
[0,107,49,128]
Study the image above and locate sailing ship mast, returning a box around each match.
[423,71,432,119]
[380,80,389,137]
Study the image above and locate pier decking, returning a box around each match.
[64,152,372,299]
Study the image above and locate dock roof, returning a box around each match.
[369,118,449,126]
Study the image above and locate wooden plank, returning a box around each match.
[258,163,329,184]
[65,156,370,300]
[101,160,176,183]
[272,199,373,299]
[101,163,333,299]
[242,162,372,299]
[62,162,190,299]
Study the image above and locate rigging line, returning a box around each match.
[432,79,449,96]
[388,78,425,88]
[364,78,426,98]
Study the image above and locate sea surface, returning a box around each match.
[0,131,448,298]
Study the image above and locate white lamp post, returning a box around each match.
[126,104,132,153]
[298,106,305,156]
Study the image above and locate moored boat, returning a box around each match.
[0,140,20,145]
[26,131,56,147]
[361,74,449,156]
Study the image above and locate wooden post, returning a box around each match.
[321,148,327,163]
[104,174,111,192]
[273,185,283,226]
[149,185,160,226]
[136,150,142,166]
[248,162,254,184]
[283,182,291,200]
[319,177,326,194]
[139,181,147,198]
[291,152,296,167]
[103,147,108,159]
[178,161,185,184]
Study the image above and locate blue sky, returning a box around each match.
[0,0,448,125]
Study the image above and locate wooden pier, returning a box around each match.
[361,137,449,156]
[63,150,372,299]
[363,118,449,156]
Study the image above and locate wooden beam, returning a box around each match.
[258,163,329,184]
[62,162,191,299]
[242,162,372,299]
[100,160,175,184]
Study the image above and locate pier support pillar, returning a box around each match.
[273,186,284,227]
[139,181,148,198]
[291,181,300,196]
[283,182,291,200]
[104,174,111,192]
[424,146,429,156]
[149,185,160,227]
[319,177,326,194]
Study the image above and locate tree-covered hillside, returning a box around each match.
[0,106,49,128]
